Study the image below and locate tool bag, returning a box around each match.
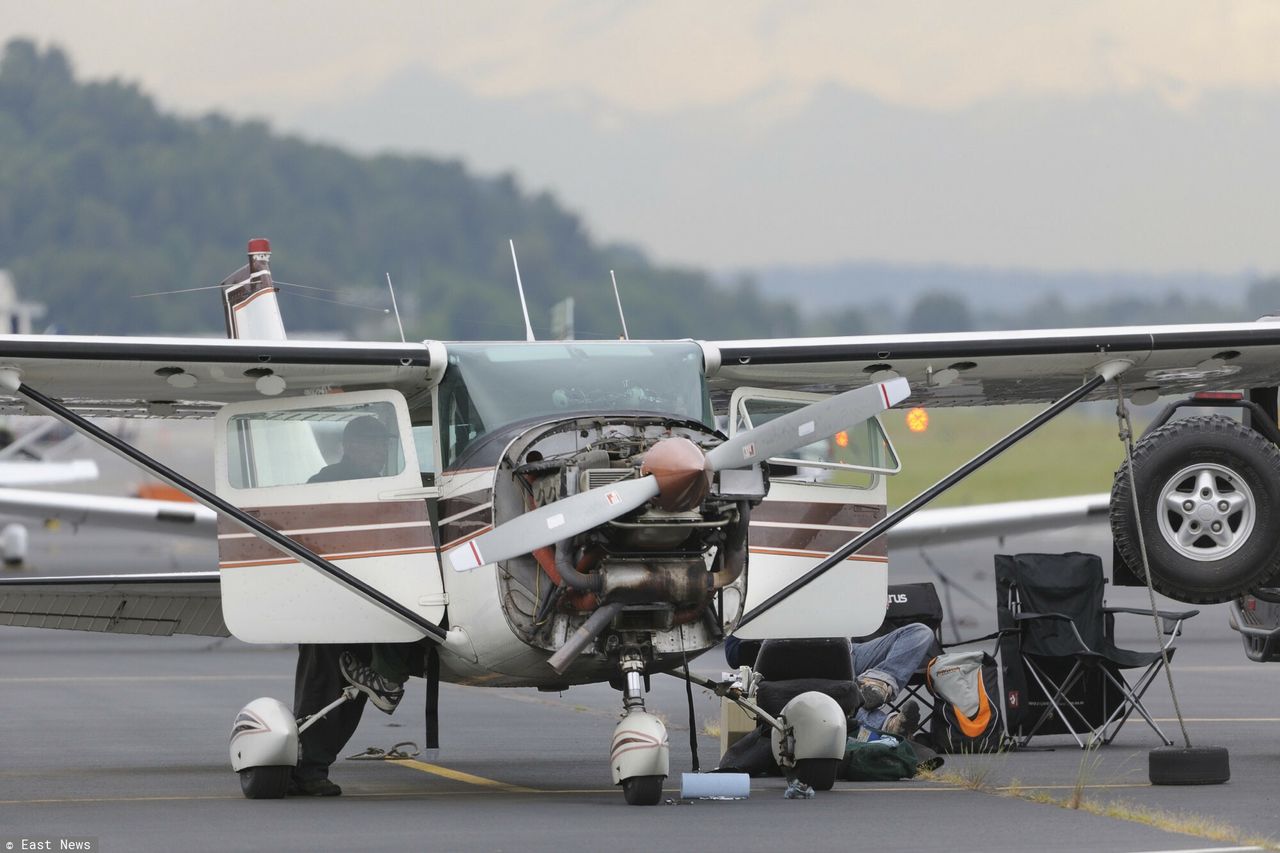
[926,650,1003,753]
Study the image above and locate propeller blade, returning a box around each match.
[705,377,910,472]
[446,475,660,571]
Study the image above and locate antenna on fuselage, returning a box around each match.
[384,273,406,343]
[610,270,630,340]
[509,239,536,342]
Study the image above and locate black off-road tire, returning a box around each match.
[1149,745,1230,785]
[1111,415,1280,604]
[238,765,291,799]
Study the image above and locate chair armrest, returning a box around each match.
[1104,606,1200,621]
[1014,611,1073,622]
[1012,611,1093,652]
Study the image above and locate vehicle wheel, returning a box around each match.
[1111,415,1280,603]
[620,774,665,806]
[1149,746,1230,785]
[794,757,839,791]
[239,765,292,799]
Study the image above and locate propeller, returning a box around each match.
[446,376,910,572]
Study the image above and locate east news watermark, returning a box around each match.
[3,839,98,851]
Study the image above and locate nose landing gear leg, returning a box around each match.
[610,651,669,806]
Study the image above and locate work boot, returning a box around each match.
[339,651,404,714]
[882,699,921,739]
[288,776,342,797]
[856,676,894,710]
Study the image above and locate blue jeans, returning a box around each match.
[852,623,936,731]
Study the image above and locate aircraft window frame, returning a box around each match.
[216,386,419,499]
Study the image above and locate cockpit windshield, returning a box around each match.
[438,341,710,467]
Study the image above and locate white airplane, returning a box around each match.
[1,239,1277,803]
[0,416,102,565]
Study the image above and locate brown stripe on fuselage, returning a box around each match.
[216,501,427,536]
[218,523,433,562]
[751,500,885,529]
[221,545,437,568]
[750,546,888,563]
[749,525,887,557]
[439,489,494,547]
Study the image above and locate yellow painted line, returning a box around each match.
[993,783,1149,791]
[390,758,536,793]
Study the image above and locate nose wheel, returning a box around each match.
[609,651,669,806]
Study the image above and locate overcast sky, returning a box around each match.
[4,1,1280,274]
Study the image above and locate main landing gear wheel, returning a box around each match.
[621,775,665,806]
[794,757,839,792]
[238,765,291,799]
[1149,746,1230,785]
[1111,415,1280,603]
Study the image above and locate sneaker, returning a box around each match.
[339,651,404,714]
[882,699,921,738]
[288,776,342,797]
[856,676,894,710]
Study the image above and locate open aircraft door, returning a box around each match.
[214,389,443,643]
[729,387,901,641]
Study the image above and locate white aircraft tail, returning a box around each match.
[221,238,287,341]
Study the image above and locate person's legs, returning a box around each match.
[851,624,936,732]
[371,641,425,684]
[852,623,936,694]
[292,643,370,793]
[340,640,425,714]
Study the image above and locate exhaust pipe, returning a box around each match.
[547,602,623,675]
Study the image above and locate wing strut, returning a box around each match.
[735,370,1112,633]
[0,374,448,643]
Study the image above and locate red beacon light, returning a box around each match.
[247,238,271,255]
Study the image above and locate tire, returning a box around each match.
[620,774,665,806]
[794,757,839,791]
[1111,415,1280,604]
[1149,745,1230,785]
[239,765,292,799]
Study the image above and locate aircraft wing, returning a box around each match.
[0,572,226,637]
[0,335,436,416]
[0,459,99,486]
[706,320,1280,405]
[888,494,1110,548]
[0,487,216,536]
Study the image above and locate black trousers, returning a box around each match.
[292,643,370,782]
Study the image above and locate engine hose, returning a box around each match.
[710,500,750,590]
[555,540,604,593]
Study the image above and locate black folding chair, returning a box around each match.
[852,582,945,716]
[995,552,1198,749]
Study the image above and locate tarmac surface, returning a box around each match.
[3,515,1280,852]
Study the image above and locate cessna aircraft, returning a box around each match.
[3,239,1280,803]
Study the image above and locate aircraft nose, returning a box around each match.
[640,436,711,512]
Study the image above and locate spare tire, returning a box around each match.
[1111,415,1280,603]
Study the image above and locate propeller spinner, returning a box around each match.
[446,377,910,572]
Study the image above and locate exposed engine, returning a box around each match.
[490,415,759,668]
